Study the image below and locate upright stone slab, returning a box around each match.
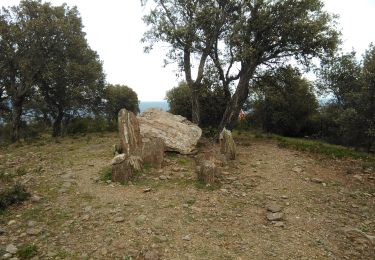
[111,154,133,183]
[141,137,165,169]
[219,128,236,160]
[118,109,142,156]
[196,160,221,185]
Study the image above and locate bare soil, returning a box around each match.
[0,132,374,259]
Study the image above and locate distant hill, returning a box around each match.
[139,101,169,113]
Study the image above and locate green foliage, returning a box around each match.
[17,244,38,259]
[0,183,30,211]
[165,82,227,127]
[317,46,375,150]
[248,67,319,137]
[104,84,140,120]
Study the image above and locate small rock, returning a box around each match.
[101,248,108,255]
[27,221,37,227]
[322,182,327,187]
[26,228,41,236]
[281,195,289,199]
[144,250,159,260]
[266,203,282,213]
[292,167,303,173]
[136,214,147,224]
[143,188,152,193]
[182,235,191,241]
[159,175,167,180]
[6,244,17,254]
[267,212,284,221]
[272,221,285,227]
[311,178,323,184]
[62,181,72,188]
[114,217,125,223]
[155,235,167,243]
[2,253,12,259]
[7,220,16,226]
[0,228,6,235]
[353,175,363,182]
[172,167,181,172]
[81,214,90,221]
[83,206,92,212]
[31,195,42,202]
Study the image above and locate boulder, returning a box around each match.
[118,109,142,157]
[138,109,202,154]
[219,128,236,160]
[141,137,164,169]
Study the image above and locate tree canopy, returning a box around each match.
[143,0,340,129]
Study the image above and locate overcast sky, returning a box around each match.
[1,0,375,101]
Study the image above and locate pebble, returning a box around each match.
[2,253,12,259]
[267,212,284,221]
[6,244,17,254]
[82,214,90,221]
[311,178,323,184]
[84,206,92,212]
[182,235,191,241]
[266,203,282,213]
[143,188,152,193]
[136,214,147,224]
[101,248,108,255]
[272,221,285,227]
[281,195,289,199]
[8,220,16,226]
[26,228,41,236]
[353,175,363,181]
[159,175,167,180]
[31,195,42,202]
[292,167,303,173]
[114,217,125,223]
[27,221,37,227]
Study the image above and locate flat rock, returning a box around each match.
[266,203,282,213]
[6,244,17,254]
[267,212,284,221]
[182,235,191,241]
[138,109,202,154]
[292,166,303,173]
[311,178,323,184]
[26,228,41,236]
[114,217,125,223]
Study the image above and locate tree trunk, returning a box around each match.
[52,109,64,137]
[191,85,200,125]
[11,97,24,142]
[219,68,254,130]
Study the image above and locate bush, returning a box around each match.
[0,184,30,211]
[165,82,227,127]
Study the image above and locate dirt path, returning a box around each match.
[0,133,374,259]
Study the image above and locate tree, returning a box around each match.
[318,51,362,108]
[143,0,233,125]
[104,84,140,120]
[165,81,227,127]
[143,0,339,130]
[250,66,318,136]
[0,0,42,141]
[362,44,375,150]
[31,2,105,137]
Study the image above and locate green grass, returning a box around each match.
[99,165,112,182]
[233,130,375,169]
[17,244,38,259]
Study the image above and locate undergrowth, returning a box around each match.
[0,183,30,212]
[234,130,375,169]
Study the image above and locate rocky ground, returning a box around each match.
[0,132,374,259]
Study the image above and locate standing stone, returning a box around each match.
[118,109,142,156]
[111,154,133,183]
[197,160,220,185]
[141,137,165,169]
[138,109,202,154]
[219,128,236,160]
